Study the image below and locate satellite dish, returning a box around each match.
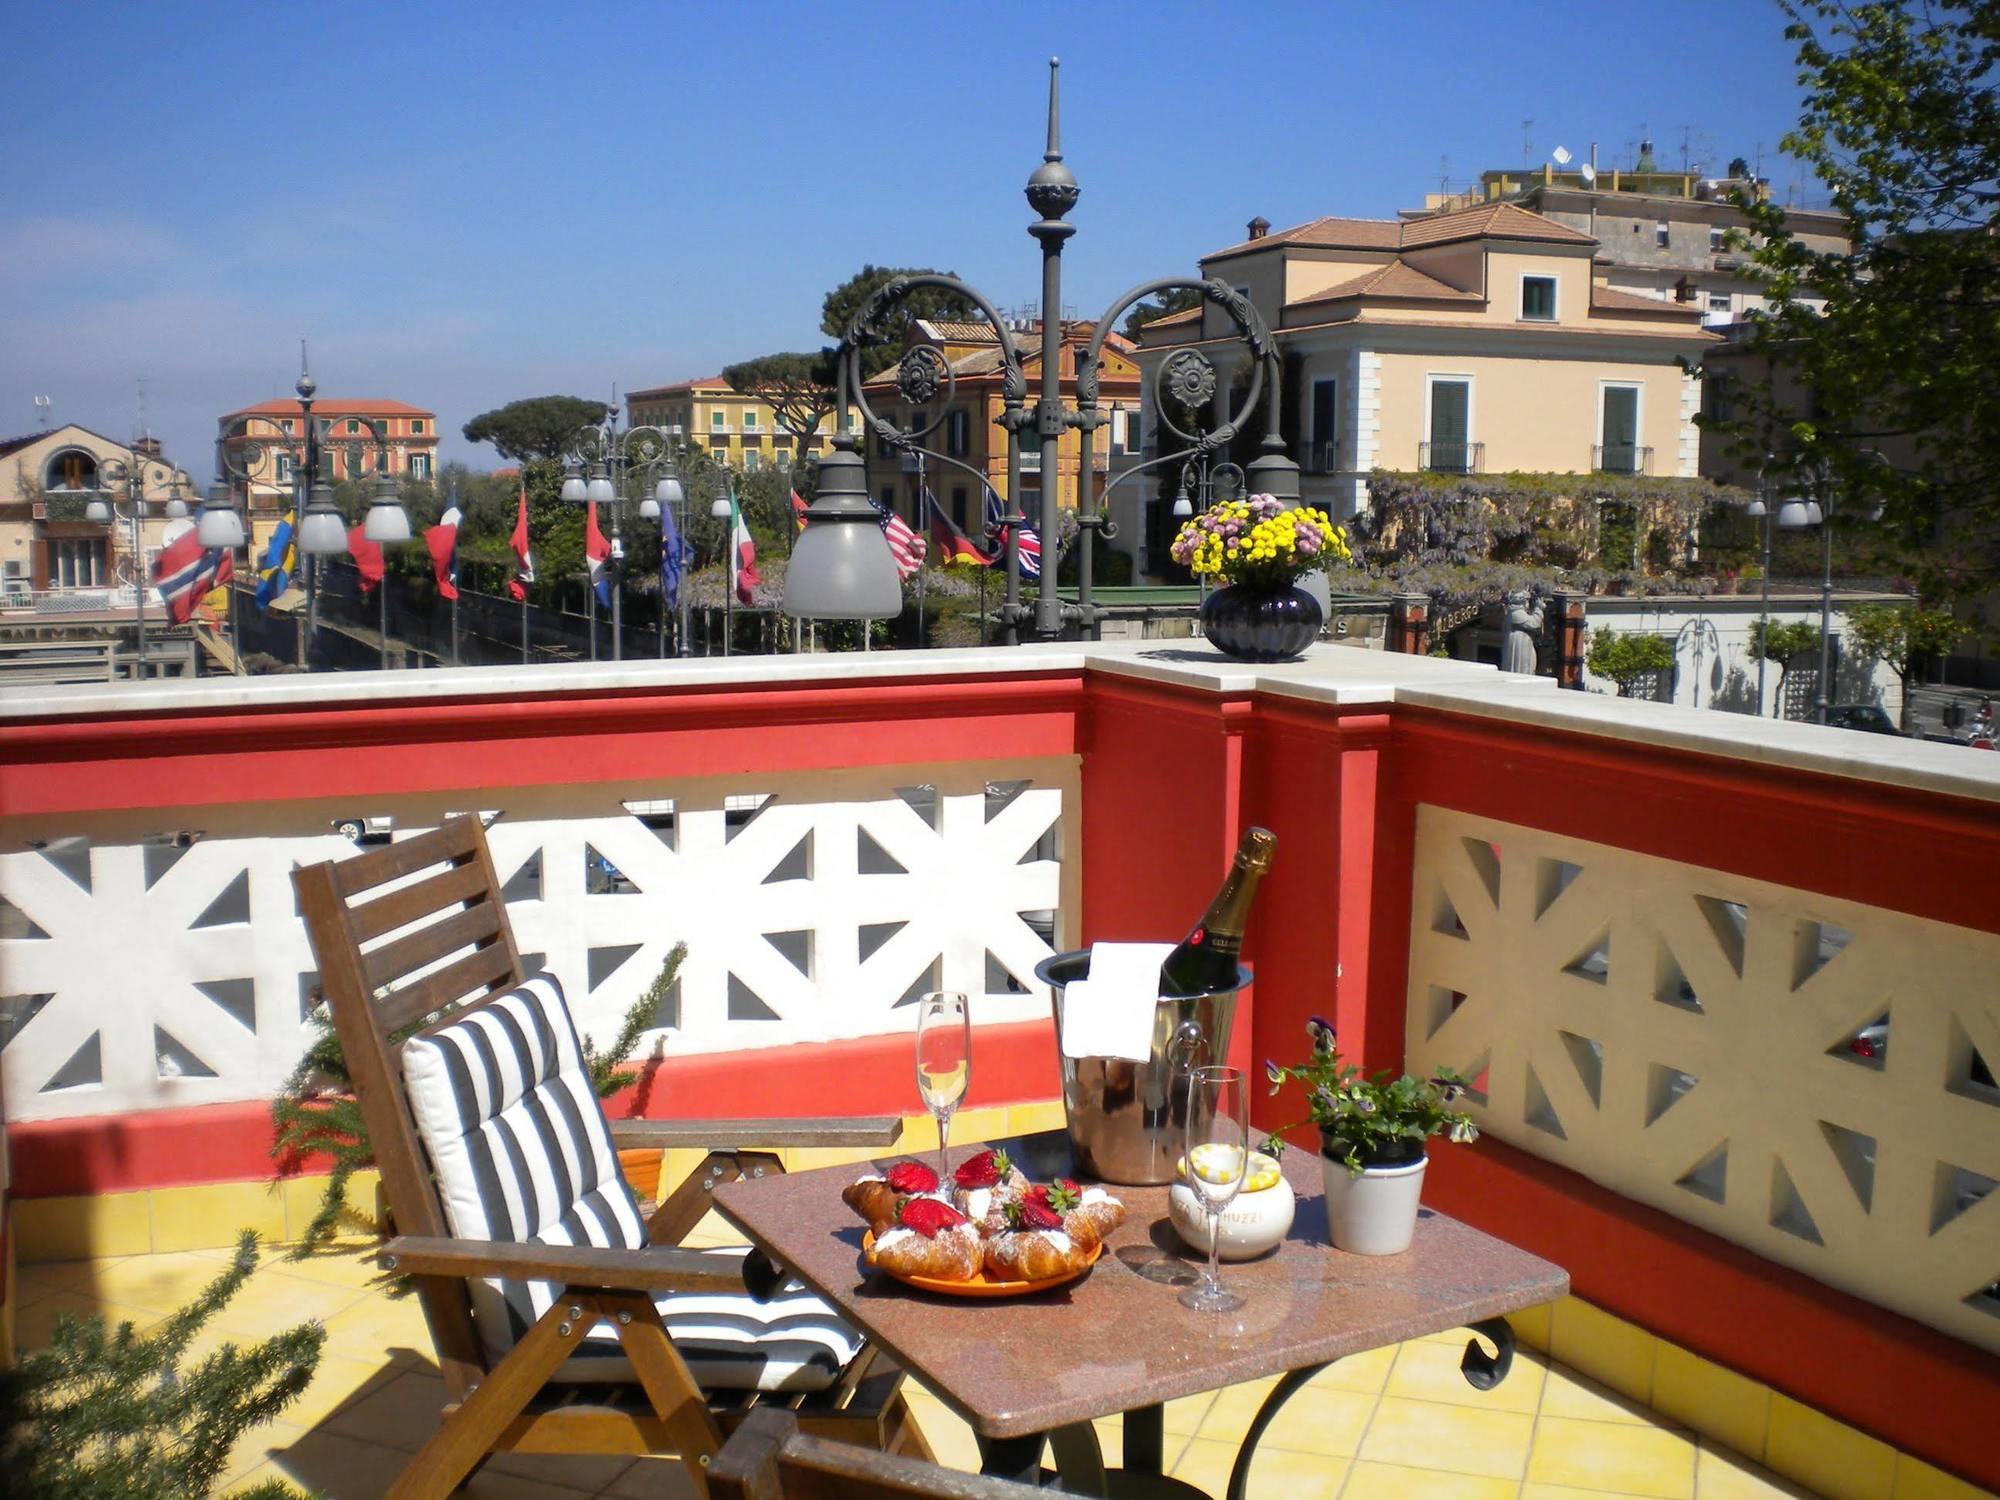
[1578,162,1597,184]
[1552,146,1573,166]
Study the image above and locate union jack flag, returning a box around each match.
[984,490,1042,581]
[877,500,927,579]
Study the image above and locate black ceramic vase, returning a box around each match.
[1199,583,1323,662]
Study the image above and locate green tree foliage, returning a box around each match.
[270,943,687,1253]
[1748,617,1826,716]
[462,396,614,464]
[1587,628,1677,696]
[820,266,977,376]
[1121,286,1203,341]
[722,352,840,456]
[0,1232,322,1500]
[1847,601,1971,723]
[1719,0,2000,599]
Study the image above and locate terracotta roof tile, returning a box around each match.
[221,398,434,418]
[1284,262,1483,311]
[627,377,728,399]
[917,319,1001,343]
[1398,201,1594,248]
[1141,305,1204,327]
[1589,285,1705,317]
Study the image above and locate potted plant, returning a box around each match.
[1261,1016,1477,1255]
[1170,495,1350,661]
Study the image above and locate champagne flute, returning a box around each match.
[1180,1065,1249,1313]
[915,991,971,1183]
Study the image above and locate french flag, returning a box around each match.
[586,500,613,607]
[152,528,234,625]
[425,499,461,601]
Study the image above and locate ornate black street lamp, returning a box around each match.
[559,411,688,660]
[788,59,1300,643]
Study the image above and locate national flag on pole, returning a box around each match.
[985,489,1042,581]
[347,525,384,595]
[790,489,809,533]
[508,481,535,602]
[255,510,296,611]
[659,491,690,611]
[153,529,234,625]
[875,500,927,579]
[585,500,613,608]
[729,482,760,605]
[425,499,461,601]
[926,485,995,565]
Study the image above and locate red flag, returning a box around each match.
[585,500,612,606]
[509,481,535,602]
[424,501,461,602]
[347,525,384,594]
[791,489,809,533]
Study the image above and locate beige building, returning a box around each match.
[1412,164,1850,326]
[625,378,852,475]
[0,424,190,601]
[1135,200,1720,531]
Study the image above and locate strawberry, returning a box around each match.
[898,1197,967,1239]
[953,1148,1013,1189]
[884,1160,939,1195]
[1044,1179,1081,1213]
[1008,1195,1062,1231]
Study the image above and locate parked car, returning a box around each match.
[333,814,394,843]
[1824,704,1900,735]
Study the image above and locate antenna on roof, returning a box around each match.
[135,375,150,442]
[33,395,51,430]
[1552,145,1572,167]
[1438,154,1450,195]
[1520,119,1535,164]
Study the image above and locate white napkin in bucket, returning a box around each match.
[1059,942,1176,1062]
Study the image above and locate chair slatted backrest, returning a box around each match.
[292,814,525,1394]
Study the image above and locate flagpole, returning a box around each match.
[916,459,927,647]
[587,572,597,661]
[520,597,528,665]
[979,563,988,647]
[450,590,459,666]
[378,573,389,670]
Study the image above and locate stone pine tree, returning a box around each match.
[0,1233,323,1500]
[1721,0,2000,599]
[820,266,977,377]
[462,396,613,464]
[722,351,840,510]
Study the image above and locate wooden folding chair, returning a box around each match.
[711,1408,1042,1499]
[293,815,929,1499]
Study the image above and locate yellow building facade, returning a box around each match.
[625,378,854,475]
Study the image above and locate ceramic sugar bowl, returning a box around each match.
[1168,1148,1295,1261]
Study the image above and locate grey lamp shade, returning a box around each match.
[164,496,190,519]
[655,475,684,505]
[196,504,245,549]
[1172,495,1193,518]
[638,497,660,521]
[298,507,348,555]
[710,495,732,519]
[1745,498,1767,518]
[1776,500,1820,529]
[586,474,615,504]
[560,473,587,503]
[363,501,412,542]
[84,497,112,523]
[785,516,904,619]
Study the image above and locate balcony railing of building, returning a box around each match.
[1594,443,1655,475]
[1302,439,1346,475]
[1,647,1997,1494]
[1421,441,1484,474]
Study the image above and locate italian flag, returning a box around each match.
[728,483,760,605]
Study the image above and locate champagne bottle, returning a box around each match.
[1158,827,1277,996]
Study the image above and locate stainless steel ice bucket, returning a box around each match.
[1035,949,1251,1185]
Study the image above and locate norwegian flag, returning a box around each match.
[984,489,1042,580]
[877,501,927,580]
[152,528,233,625]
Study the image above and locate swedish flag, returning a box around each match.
[256,510,297,611]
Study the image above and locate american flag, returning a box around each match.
[877,500,927,579]
[984,490,1042,580]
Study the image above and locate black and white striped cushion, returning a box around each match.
[401,975,860,1391]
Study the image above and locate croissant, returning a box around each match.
[870,1222,984,1281]
[984,1228,1094,1281]
[1065,1186,1126,1243]
[841,1176,902,1232]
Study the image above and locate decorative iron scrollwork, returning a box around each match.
[1162,348,1219,413]
[896,345,949,407]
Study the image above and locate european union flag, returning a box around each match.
[660,496,691,610]
[255,510,297,611]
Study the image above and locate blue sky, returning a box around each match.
[0,0,1815,481]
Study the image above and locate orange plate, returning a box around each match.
[861,1231,1104,1298]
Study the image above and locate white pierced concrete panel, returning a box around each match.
[0,765,1069,1123]
[1403,804,2000,1355]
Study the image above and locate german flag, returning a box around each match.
[925,487,994,565]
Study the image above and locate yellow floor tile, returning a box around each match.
[1344,1461,1523,1500]
[318,1284,438,1363]
[1318,1340,1397,1393]
[1163,1389,1220,1436]
[1653,1341,1770,1462]
[320,1365,456,1453]
[261,1244,393,1292]
[218,1418,307,1487]
[12,1292,161,1351]
[1526,1485,1673,1500]
[1696,1440,1817,1500]
[1541,1362,1660,1424]
[1185,1378,1264,1436]
[258,1424,598,1499]
[1386,1335,1546,1414]
[199,1267,377,1340]
[1892,1456,1997,1500]
[1765,1394,1897,1500]
[15,1191,152,1261]
[1173,1434,1347,1499]
[1358,1395,1535,1480]
[150,1181,289,1254]
[1550,1295,1657,1406]
[68,1249,271,1318]
[269,1353,406,1431]
[1527,1415,1697,1500]
[1198,1381,1375,1457]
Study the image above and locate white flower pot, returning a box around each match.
[1320,1150,1427,1255]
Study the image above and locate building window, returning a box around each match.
[710,410,725,429]
[410,419,425,435]
[46,449,99,492]
[347,419,362,434]
[1520,275,1557,321]
[877,430,896,460]
[880,485,895,512]
[410,453,433,480]
[1707,293,1731,314]
[275,454,294,484]
[947,408,970,456]
[280,419,295,434]
[1599,383,1642,473]
[1709,226,1725,254]
[1425,377,1473,472]
[744,450,761,473]
[1655,221,1670,249]
[952,486,968,528]
[1705,373,1733,423]
[743,409,759,431]
[1309,378,1339,471]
